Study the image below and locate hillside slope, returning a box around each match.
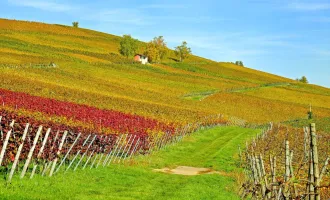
[1,18,330,124]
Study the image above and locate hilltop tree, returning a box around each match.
[175,41,191,62]
[300,76,308,83]
[72,22,79,28]
[297,76,309,84]
[152,36,168,61]
[144,36,168,63]
[119,35,139,58]
[144,42,159,63]
[235,61,244,66]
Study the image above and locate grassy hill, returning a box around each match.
[1,18,330,125]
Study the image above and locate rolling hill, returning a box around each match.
[1,18,330,126]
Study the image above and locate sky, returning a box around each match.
[1,0,330,87]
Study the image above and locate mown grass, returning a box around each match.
[183,90,218,100]
[0,126,260,200]
[229,82,291,93]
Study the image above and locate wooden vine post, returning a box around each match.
[42,130,59,176]
[103,134,123,166]
[0,120,15,166]
[304,127,309,161]
[251,156,258,185]
[127,138,141,160]
[66,134,91,171]
[107,134,126,166]
[272,156,277,195]
[95,137,111,168]
[20,125,43,179]
[30,128,51,179]
[320,157,330,182]
[260,154,270,199]
[123,135,136,160]
[118,134,134,163]
[49,131,68,177]
[8,123,29,182]
[308,150,315,200]
[87,136,107,169]
[55,133,81,173]
[310,123,320,200]
[74,135,97,171]
[255,156,265,196]
[149,135,159,153]
[285,140,290,182]
[113,134,130,163]
[164,131,172,148]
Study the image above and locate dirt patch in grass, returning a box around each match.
[153,166,231,176]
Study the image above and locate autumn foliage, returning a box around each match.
[0,88,174,135]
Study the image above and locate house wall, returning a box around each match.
[141,57,148,64]
[134,55,141,62]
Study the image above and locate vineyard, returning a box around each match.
[2,19,330,125]
[0,88,175,134]
[0,107,231,182]
[241,123,330,199]
[1,18,330,199]
[0,86,235,182]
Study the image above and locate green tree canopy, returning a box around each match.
[175,41,191,62]
[235,61,244,66]
[119,35,139,58]
[72,22,79,28]
[300,76,308,83]
[297,76,309,84]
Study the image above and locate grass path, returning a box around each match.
[182,90,219,101]
[0,126,259,200]
[228,82,291,93]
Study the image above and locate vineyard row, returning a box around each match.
[0,112,247,182]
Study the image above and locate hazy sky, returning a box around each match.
[1,0,330,87]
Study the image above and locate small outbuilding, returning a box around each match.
[134,54,148,65]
